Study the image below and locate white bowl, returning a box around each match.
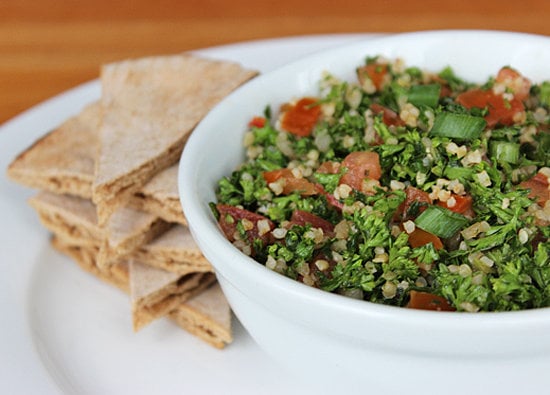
[179,31,550,394]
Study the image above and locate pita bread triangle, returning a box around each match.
[7,101,100,199]
[93,54,258,225]
[169,283,233,349]
[28,191,168,268]
[8,101,198,226]
[129,260,216,331]
[28,191,212,275]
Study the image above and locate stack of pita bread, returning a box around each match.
[7,53,258,349]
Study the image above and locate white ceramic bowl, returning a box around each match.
[179,31,550,394]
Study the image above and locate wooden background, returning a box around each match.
[2,0,550,125]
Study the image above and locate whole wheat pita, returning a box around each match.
[93,54,258,225]
[8,103,191,225]
[169,283,233,349]
[28,191,169,268]
[130,260,216,331]
[7,102,100,199]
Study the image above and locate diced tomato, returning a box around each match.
[263,168,318,196]
[290,210,335,235]
[437,193,473,215]
[317,161,341,174]
[357,63,389,91]
[456,88,525,128]
[395,186,432,221]
[248,116,266,128]
[407,227,444,250]
[216,204,274,247]
[280,97,321,137]
[339,151,382,191]
[262,168,294,184]
[283,177,318,196]
[519,172,550,206]
[370,103,405,127]
[495,67,531,101]
[407,290,455,311]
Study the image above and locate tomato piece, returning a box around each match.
[519,172,550,206]
[437,193,473,215]
[248,116,266,128]
[263,168,318,196]
[395,186,432,221]
[339,151,382,191]
[456,88,525,127]
[370,103,405,127]
[216,204,274,247]
[407,290,455,311]
[280,97,321,137]
[290,210,334,235]
[407,227,444,250]
[357,63,389,91]
[495,67,531,101]
[317,161,341,174]
[262,168,294,184]
[283,177,318,196]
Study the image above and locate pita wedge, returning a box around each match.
[29,191,102,248]
[169,283,233,349]
[28,191,168,268]
[129,260,216,331]
[7,104,189,225]
[129,164,186,225]
[93,54,258,225]
[7,101,100,199]
[132,225,212,275]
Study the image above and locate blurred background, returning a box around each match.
[2,0,550,124]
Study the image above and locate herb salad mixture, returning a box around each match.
[212,56,550,312]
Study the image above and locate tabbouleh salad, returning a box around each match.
[212,56,550,312]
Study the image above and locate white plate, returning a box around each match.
[0,34,380,395]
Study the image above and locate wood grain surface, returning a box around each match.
[2,0,550,124]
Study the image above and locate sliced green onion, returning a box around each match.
[490,141,520,164]
[393,83,441,108]
[430,112,486,140]
[540,81,550,107]
[406,84,441,108]
[415,205,469,239]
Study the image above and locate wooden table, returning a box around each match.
[2,0,550,125]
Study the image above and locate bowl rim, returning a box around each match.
[179,29,550,335]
